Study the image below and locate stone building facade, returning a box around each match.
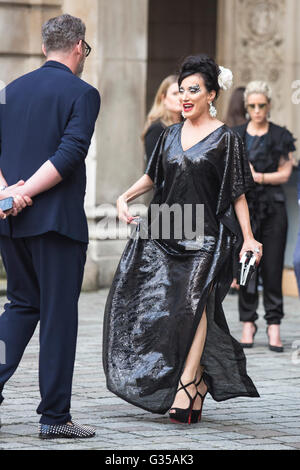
[0,0,299,294]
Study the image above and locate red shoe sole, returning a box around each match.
[169,418,192,425]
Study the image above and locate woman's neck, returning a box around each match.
[248,119,269,135]
[186,113,216,128]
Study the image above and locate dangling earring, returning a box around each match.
[209,102,217,118]
[181,111,186,119]
[246,112,250,120]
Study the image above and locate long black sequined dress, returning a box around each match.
[103,123,260,414]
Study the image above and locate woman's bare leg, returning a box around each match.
[241,322,257,343]
[267,324,283,348]
[170,308,208,413]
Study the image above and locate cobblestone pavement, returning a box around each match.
[0,290,299,450]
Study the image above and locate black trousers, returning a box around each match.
[0,232,87,425]
[239,203,288,325]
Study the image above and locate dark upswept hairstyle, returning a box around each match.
[178,54,221,100]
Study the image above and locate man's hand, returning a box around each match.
[0,209,7,220]
[0,180,33,218]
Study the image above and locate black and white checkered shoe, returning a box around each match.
[39,421,96,439]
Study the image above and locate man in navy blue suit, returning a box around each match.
[0,14,100,439]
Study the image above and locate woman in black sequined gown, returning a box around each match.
[103,55,261,423]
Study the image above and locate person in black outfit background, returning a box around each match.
[234,81,295,352]
[142,75,182,163]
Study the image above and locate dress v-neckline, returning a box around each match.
[180,123,226,152]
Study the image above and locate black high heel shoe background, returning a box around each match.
[266,325,284,353]
[240,323,258,349]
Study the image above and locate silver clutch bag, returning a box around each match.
[237,251,257,287]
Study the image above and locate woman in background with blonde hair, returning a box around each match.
[142,75,182,163]
[234,80,296,352]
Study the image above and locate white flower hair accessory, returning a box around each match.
[218,66,233,90]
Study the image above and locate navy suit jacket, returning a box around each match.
[0,60,101,243]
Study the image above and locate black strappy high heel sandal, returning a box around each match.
[191,376,207,424]
[169,379,197,424]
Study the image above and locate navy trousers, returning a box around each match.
[0,232,87,425]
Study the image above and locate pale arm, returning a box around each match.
[120,174,154,203]
[250,152,293,185]
[0,161,61,218]
[2,160,62,199]
[117,174,155,224]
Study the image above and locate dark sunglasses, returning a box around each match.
[247,103,267,109]
[81,39,92,57]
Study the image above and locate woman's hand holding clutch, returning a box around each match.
[239,238,263,265]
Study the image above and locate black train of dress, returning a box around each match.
[103,123,260,414]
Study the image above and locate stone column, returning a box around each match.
[95,0,149,287]
[95,0,148,207]
[62,0,149,288]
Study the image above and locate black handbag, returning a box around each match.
[236,251,257,287]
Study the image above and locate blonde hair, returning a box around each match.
[244,80,272,104]
[142,75,179,140]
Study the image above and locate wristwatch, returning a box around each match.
[0,185,7,191]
